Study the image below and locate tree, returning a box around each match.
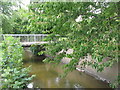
[28,2,119,88]
[0,0,22,34]
[12,9,32,34]
[29,2,119,70]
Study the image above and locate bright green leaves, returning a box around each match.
[0,0,22,34]
[12,2,119,88]
[38,2,119,79]
[0,36,35,88]
[25,2,89,34]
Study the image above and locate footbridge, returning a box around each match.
[1,34,48,46]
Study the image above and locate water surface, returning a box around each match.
[23,49,112,89]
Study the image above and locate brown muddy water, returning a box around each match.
[23,48,113,89]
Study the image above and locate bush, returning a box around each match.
[0,36,35,89]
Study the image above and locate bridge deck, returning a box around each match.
[21,42,48,46]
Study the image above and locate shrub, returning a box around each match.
[0,36,35,89]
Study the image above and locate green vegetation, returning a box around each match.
[33,2,119,71]
[0,36,35,88]
[0,0,119,88]
[0,0,21,34]
[30,44,45,56]
[28,2,119,88]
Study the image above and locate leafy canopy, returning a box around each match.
[6,1,119,88]
[0,0,24,34]
[28,2,119,71]
[28,2,119,87]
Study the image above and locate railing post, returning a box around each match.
[34,34,36,42]
[23,36,25,42]
[19,36,20,42]
[27,35,29,42]
[41,35,42,41]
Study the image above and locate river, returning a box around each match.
[23,48,113,89]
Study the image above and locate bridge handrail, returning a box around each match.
[1,34,48,42]
[1,34,48,36]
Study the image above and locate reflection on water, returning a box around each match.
[23,49,112,89]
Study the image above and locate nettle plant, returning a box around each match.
[0,36,35,88]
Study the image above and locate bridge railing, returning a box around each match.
[1,34,48,42]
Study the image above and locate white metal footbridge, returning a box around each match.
[1,34,48,46]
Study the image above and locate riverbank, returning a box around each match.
[59,49,118,87]
[61,55,118,88]
[23,48,113,88]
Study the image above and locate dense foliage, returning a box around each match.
[0,0,21,34]
[0,36,35,88]
[30,2,119,71]
[0,1,119,88]
[0,0,28,34]
[12,9,31,34]
[28,2,119,88]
